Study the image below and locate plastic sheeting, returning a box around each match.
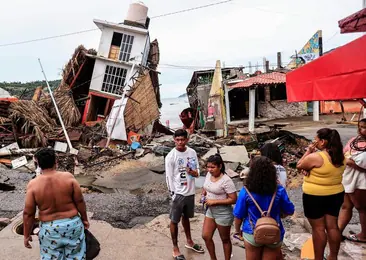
[286,35,366,102]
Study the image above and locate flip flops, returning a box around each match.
[184,243,205,253]
[346,234,366,243]
[173,255,186,260]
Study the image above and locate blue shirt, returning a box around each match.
[233,185,295,240]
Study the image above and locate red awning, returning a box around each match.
[286,35,366,102]
[229,72,286,89]
[339,8,366,34]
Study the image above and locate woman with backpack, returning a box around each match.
[297,128,345,260]
[234,156,295,259]
[201,154,237,260]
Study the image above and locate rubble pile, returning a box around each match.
[270,130,311,188]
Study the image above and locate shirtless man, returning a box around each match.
[23,148,89,260]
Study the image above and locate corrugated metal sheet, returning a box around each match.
[229,72,286,89]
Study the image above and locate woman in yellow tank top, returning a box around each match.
[297,128,345,260]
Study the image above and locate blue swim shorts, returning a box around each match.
[39,215,86,260]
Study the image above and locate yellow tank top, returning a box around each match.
[303,151,345,196]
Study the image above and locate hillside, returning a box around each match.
[178,93,187,98]
[0,80,61,99]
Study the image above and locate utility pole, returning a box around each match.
[249,62,252,74]
[262,57,266,73]
[313,31,323,122]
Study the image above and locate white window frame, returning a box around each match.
[119,34,134,62]
[102,65,128,95]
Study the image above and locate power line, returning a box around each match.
[159,62,290,70]
[149,0,233,19]
[0,0,233,48]
[324,31,339,44]
[0,29,98,47]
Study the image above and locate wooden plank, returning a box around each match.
[0,159,11,165]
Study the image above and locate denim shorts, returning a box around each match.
[205,205,234,226]
[243,232,282,248]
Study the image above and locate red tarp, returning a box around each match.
[286,35,366,102]
[339,8,366,34]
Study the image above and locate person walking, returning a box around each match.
[23,148,89,259]
[260,143,287,187]
[165,129,205,260]
[234,156,295,260]
[338,119,366,242]
[201,154,237,260]
[297,128,345,260]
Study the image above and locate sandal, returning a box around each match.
[233,233,244,241]
[184,244,205,253]
[346,234,366,243]
[173,254,186,260]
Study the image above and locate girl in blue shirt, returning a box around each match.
[234,156,295,260]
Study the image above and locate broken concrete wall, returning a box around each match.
[258,100,306,119]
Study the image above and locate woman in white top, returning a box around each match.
[260,143,287,187]
[201,154,237,260]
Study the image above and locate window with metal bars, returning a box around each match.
[118,34,134,62]
[101,65,127,95]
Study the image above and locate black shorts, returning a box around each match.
[303,192,345,219]
[170,194,195,223]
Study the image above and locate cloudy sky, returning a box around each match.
[0,0,363,98]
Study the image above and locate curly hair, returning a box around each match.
[246,156,277,195]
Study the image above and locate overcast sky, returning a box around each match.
[0,0,363,98]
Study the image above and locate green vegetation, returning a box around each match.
[0,80,61,99]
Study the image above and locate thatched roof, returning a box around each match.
[39,84,81,127]
[9,100,57,147]
[62,45,97,86]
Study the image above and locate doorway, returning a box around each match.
[229,88,250,121]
